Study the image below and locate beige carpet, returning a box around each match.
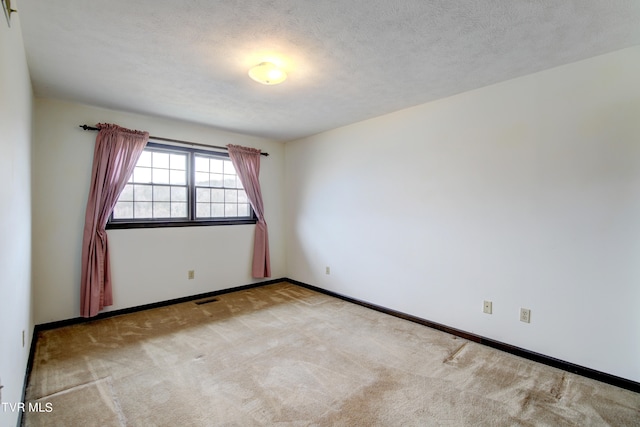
[24,282,640,426]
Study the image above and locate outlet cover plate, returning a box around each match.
[483,300,492,314]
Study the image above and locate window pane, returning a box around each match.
[153,186,170,201]
[134,185,152,201]
[110,145,255,227]
[196,188,210,203]
[210,159,224,173]
[211,204,224,217]
[225,204,237,217]
[119,184,134,201]
[195,156,209,172]
[170,154,186,170]
[238,203,250,217]
[195,172,209,186]
[172,186,187,202]
[225,189,237,203]
[170,169,186,185]
[224,161,236,174]
[137,151,152,167]
[134,202,153,218]
[153,168,170,184]
[211,189,224,202]
[133,167,152,183]
[154,202,171,218]
[171,202,187,218]
[224,175,236,188]
[196,203,210,218]
[211,174,223,187]
[153,152,169,169]
[113,202,133,219]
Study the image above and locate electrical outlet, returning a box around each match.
[188,270,195,280]
[520,308,531,323]
[325,266,330,275]
[483,300,492,314]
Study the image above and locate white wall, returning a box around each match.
[32,99,285,324]
[285,46,640,382]
[0,12,34,427]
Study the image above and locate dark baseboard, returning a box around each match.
[22,274,639,413]
[19,277,286,427]
[17,328,39,427]
[285,278,640,394]
[34,278,285,332]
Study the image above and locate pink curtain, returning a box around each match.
[80,124,149,317]
[227,144,271,278]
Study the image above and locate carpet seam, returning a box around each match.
[106,376,128,427]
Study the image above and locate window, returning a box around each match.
[108,142,255,228]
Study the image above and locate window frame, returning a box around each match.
[106,142,257,229]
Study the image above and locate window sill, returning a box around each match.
[106,218,257,230]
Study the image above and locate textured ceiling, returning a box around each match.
[17,1,640,141]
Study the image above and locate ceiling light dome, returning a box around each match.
[248,62,287,85]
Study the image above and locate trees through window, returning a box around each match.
[108,142,255,228]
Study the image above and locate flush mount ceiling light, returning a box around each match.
[248,62,287,85]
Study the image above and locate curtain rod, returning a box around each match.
[78,125,269,156]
